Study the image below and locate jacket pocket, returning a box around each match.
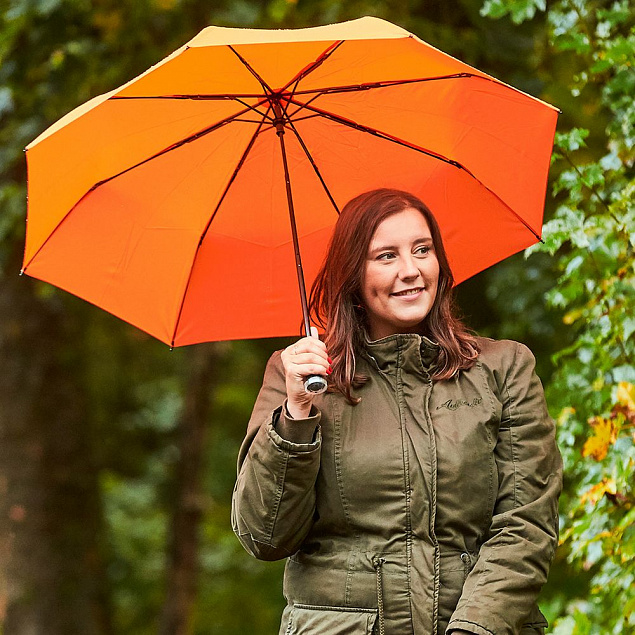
[282,604,378,635]
[437,551,477,635]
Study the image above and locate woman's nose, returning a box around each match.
[398,254,420,280]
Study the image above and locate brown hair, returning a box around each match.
[309,188,479,404]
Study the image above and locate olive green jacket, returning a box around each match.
[232,335,562,635]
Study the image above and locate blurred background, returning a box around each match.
[0,0,632,633]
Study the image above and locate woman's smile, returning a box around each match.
[391,287,424,298]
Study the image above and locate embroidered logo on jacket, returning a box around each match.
[436,397,483,411]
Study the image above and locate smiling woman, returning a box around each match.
[231,189,563,635]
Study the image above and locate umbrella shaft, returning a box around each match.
[275,114,312,337]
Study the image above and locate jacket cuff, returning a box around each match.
[270,405,321,450]
[447,620,493,635]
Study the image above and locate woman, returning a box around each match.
[231,189,562,635]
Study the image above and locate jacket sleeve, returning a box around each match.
[231,350,322,561]
[447,342,563,635]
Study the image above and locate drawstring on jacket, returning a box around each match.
[372,556,386,635]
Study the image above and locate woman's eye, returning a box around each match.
[416,245,431,255]
[377,252,395,260]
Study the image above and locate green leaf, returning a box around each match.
[555,128,590,152]
[480,0,546,23]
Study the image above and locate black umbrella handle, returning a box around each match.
[274,100,328,396]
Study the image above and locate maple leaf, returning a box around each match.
[582,415,619,461]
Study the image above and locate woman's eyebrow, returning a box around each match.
[369,237,433,254]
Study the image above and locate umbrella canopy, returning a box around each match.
[23,16,559,346]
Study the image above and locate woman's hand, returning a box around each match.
[281,327,330,419]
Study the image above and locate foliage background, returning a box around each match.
[0,0,632,633]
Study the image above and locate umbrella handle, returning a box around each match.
[303,326,328,394]
[304,374,328,394]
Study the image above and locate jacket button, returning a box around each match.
[460,552,470,564]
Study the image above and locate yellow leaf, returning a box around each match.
[582,416,619,460]
[616,382,635,410]
[580,478,617,505]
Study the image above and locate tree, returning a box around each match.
[481,1,634,632]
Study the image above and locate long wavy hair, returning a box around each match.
[309,188,479,405]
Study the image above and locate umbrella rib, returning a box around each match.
[234,118,271,124]
[284,117,340,216]
[111,93,268,100]
[233,97,275,122]
[22,102,263,274]
[285,73,481,97]
[228,46,274,96]
[169,106,273,347]
[286,92,324,120]
[281,40,345,96]
[287,97,542,241]
[286,113,322,123]
[113,93,274,122]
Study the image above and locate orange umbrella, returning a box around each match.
[23,16,558,347]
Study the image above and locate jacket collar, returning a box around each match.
[362,332,440,377]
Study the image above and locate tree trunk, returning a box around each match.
[159,343,223,635]
[0,245,113,635]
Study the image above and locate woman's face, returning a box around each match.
[360,207,440,340]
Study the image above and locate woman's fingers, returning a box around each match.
[283,337,329,364]
[291,363,329,377]
[283,352,329,377]
[290,352,328,366]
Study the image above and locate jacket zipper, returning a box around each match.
[372,556,386,635]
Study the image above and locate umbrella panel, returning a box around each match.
[26,117,260,344]
[296,79,556,235]
[25,98,253,265]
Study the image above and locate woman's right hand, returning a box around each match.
[280,327,331,419]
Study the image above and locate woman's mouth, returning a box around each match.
[391,287,424,297]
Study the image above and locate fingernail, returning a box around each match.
[327,366,332,374]
[328,357,332,364]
